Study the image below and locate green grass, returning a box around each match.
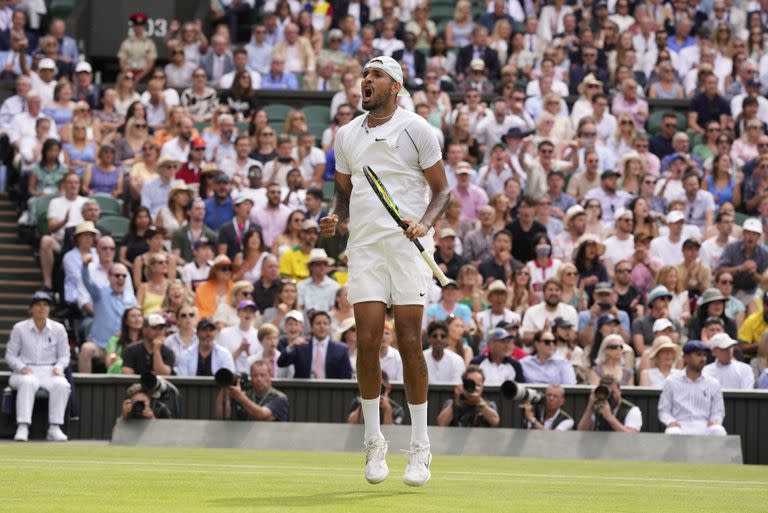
[2,442,767,512]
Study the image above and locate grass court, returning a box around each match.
[2,442,767,512]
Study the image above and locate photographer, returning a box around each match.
[119,383,172,421]
[437,365,500,428]
[523,384,574,431]
[577,375,642,432]
[121,314,175,376]
[347,371,405,426]
[215,360,289,421]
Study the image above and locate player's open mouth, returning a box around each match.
[363,86,373,99]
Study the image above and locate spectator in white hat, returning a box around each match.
[702,333,754,389]
[602,208,635,273]
[73,61,101,110]
[297,249,340,313]
[718,217,768,305]
[31,57,57,105]
[650,210,686,266]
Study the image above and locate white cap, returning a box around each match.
[75,61,93,73]
[710,333,738,350]
[363,56,410,97]
[38,58,56,71]
[743,217,763,234]
[285,310,304,323]
[614,208,633,222]
[652,318,674,332]
[666,210,685,224]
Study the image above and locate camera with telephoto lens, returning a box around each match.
[500,380,543,403]
[140,372,169,398]
[462,377,477,394]
[214,368,251,390]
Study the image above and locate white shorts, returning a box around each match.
[347,235,433,307]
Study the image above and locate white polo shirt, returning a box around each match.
[424,348,465,385]
[702,359,755,390]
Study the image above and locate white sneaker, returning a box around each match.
[403,443,431,487]
[13,424,29,442]
[363,436,389,484]
[46,425,68,442]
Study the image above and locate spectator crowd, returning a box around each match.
[2,0,768,436]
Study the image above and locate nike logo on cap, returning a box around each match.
[375,138,386,141]
[419,292,425,297]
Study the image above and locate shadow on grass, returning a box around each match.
[211,489,419,508]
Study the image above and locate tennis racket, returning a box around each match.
[362,165,450,287]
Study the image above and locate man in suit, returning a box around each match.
[200,35,234,86]
[391,32,426,81]
[455,26,500,82]
[277,310,353,379]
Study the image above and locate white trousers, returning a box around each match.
[8,366,71,425]
[665,419,727,436]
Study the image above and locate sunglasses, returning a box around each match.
[99,246,116,251]
[178,312,196,318]
[240,291,253,296]
[540,339,556,345]
[218,266,233,272]
[134,124,147,129]
[620,120,634,125]
[581,131,597,137]
[616,268,632,273]
[111,273,127,279]
[718,280,733,285]
[605,344,622,350]
[565,271,578,276]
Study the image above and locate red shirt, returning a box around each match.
[176,162,204,184]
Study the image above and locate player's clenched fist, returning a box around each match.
[403,218,428,241]
[319,214,338,237]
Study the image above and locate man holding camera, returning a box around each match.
[437,365,500,428]
[523,384,574,431]
[577,375,642,432]
[658,340,727,436]
[121,314,175,376]
[348,371,405,426]
[120,383,172,420]
[177,319,235,376]
[216,360,289,421]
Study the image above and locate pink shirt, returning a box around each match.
[611,95,649,129]
[451,184,489,223]
[251,203,292,247]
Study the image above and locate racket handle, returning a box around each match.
[419,249,450,287]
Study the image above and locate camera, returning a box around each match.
[501,380,542,403]
[462,377,477,394]
[140,372,169,399]
[129,399,146,419]
[593,384,612,413]
[214,368,251,390]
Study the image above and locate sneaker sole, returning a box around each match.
[365,471,389,485]
[403,471,431,487]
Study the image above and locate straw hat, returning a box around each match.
[334,316,356,341]
[649,335,682,361]
[573,234,605,259]
[577,73,603,96]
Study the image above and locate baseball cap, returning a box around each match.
[666,210,685,224]
[440,228,457,239]
[301,218,320,231]
[196,318,216,332]
[614,208,633,221]
[38,58,56,71]
[469,58,486,71]
[75,61,92,73]
[746,78,760,87]
[597,314,620,328]
[213,171,230,183]
[709,333,738,350]
[130,12,149,24]
[563,204,586,225]
[328,28,343,40]
[601,169,621,179]
[454,161,473,175]
[487,280,508,294]
[234,193,254,206]
[442,278,459,289]
[552,316,573,329]
[683,238,701,249]
[30,290,53,306]
[193,237,214,250]
[505,127,529,139]
[669,153,686,163]
[743,217,763,234]
[703,316,725,327]
[156,155,179,168]
[652,318,674,332]
[285,310,304,323]
[237,299,257,311]
[594,281,613,294]
[191,137,206,149]
[683,339,709,354]
[364,56,410,97]
[487,327,513,342]
[146,313,166,328]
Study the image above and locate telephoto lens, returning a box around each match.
[594,385,611,402]
[500,381,543,403]
[214,368,236,388]
[462,377,477,393]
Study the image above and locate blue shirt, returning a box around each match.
[245,42,273,75]
[261,72,299,91]
[577,309,631,335]
[426,302,472,325]
[204,196,234,231]
[82,265,138,349]
[520,355,576,385]
[140,178,174,218]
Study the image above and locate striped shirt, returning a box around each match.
[658,371,725,426]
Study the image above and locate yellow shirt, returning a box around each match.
[279,246,310,281]
[737,310,767,345]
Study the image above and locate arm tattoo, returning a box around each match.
[419,188,451,230]
[328,177,351,223]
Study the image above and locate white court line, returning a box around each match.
[2,457,766,487]
[1,462,765,493]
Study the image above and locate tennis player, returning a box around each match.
[320,56,450,487]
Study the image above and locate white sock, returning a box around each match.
[408,401,429,447]
[361,397,382,442]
